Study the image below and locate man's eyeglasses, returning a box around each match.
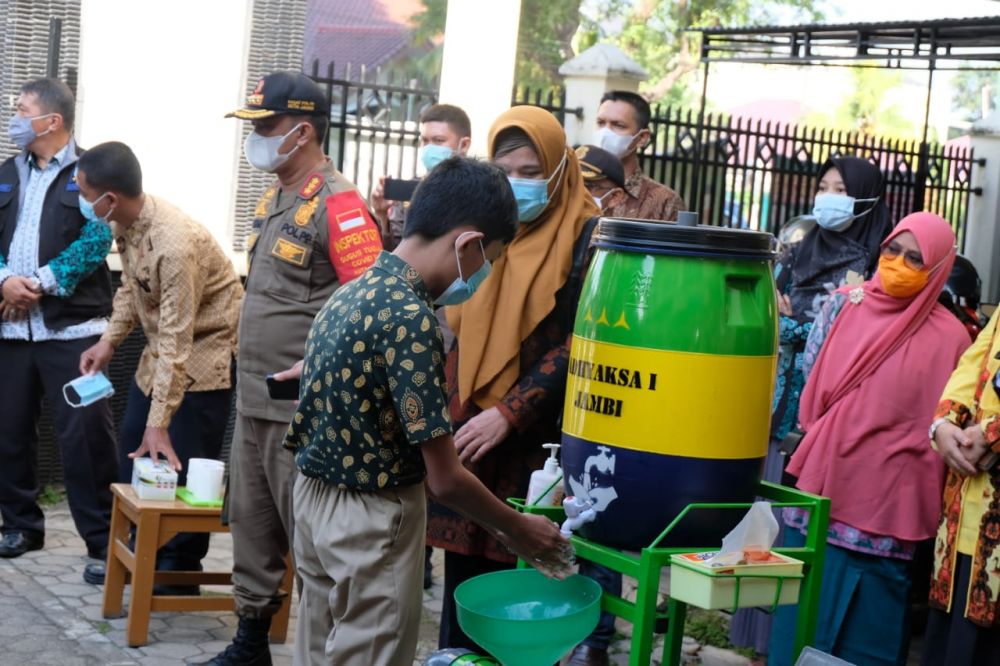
[881,241,926,271]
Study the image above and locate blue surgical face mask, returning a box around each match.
[419,144,454,172]
[508,152,568,223]
[435,232,492,306]
[7,113,53,150]
[79,192,111,224]
[63,371,115,408]
[812,192,878,232]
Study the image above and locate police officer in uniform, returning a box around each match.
[200,72,381,666]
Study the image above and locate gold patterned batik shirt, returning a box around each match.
[605,167,685,222]
[285,251,451,490]
[103,194,242,428]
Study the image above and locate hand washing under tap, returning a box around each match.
[560,495,597,537]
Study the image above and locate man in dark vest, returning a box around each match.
[0,78,117,568]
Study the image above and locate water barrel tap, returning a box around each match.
[560,496,597,537]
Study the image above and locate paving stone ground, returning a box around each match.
[2,495,916,665]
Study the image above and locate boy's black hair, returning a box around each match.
[403,156,517,244]
[78,141,143,198]
[600,90,651,129]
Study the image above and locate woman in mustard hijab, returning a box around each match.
[426,106,601,651]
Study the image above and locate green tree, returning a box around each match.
[802,68,916,140]
[951,69,1000,122]
[582,0,822,106]
[411,0,584,91]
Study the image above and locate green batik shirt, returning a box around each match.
[285,251,452,490]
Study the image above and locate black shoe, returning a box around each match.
[195,616,272,665]
[423,550,434,590]
[83,562,106,585]
[0,532,43,558]
[566,645,610,666]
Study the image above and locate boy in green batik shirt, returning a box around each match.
[278,157,570,665]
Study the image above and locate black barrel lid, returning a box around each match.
[593,217,777,260]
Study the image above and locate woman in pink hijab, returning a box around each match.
[768,212,971,666]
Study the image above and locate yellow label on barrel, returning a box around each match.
[562,335,774,460]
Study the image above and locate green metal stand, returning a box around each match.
[510,481,829,666]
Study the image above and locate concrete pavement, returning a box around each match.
[0,495,751,665]
[0,495,470,666]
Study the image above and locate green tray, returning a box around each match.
[176,486,223,507]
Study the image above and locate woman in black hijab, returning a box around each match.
[731,156,892,655]
[779,156,894,326]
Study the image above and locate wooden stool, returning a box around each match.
[101,483,294,647]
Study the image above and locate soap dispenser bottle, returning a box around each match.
[525,443,564,507]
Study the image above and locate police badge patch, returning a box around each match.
[295,196,320,227]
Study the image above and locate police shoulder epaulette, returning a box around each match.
[299,172,325,199]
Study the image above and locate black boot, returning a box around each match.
[196,616,272,665]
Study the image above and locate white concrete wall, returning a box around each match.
[439,0,522,157]
[563,75,607,148]
[966,134,1000,303]
[77,0,253,262]
[563,73,642,148]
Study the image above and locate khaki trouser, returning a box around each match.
[227,413,297,618]
[293,473,426,666]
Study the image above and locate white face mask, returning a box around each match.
[243,123,304,172]
[593,127,638,158]
[592,190,618,212]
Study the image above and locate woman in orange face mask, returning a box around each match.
[767,212,972,666]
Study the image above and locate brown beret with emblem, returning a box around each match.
[226,71,330,120]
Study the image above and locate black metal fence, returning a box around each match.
[511,85,582,126]
[305,64,978,248]
[641,107,979,249]
[308,62,582,195]
[309,61,439,197]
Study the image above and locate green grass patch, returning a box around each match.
[38,485,66,506]
[93,621,111,635]
[684,609,757,659]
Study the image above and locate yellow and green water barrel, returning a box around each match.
[561,218,778,549]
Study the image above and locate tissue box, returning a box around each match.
[670,551,803,610]
[131,458,178,501]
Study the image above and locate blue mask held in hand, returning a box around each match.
[63,371,115,408]
[435,232,492,306]
[419,144,454,172]
[812,192,879,232]
[79,192,111,224]
[508,151,568,223]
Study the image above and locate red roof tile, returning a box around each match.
[305,0,425,78]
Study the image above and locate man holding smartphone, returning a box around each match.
[370,103,472,249]
[200,72,380,666]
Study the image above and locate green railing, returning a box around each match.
[510,481,830,666]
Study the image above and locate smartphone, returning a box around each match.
[266,374,300,401]
[383,178,420,202]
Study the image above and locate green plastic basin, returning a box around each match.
[454,570,602,666]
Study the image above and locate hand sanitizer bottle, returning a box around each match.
[525,443,564,507]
